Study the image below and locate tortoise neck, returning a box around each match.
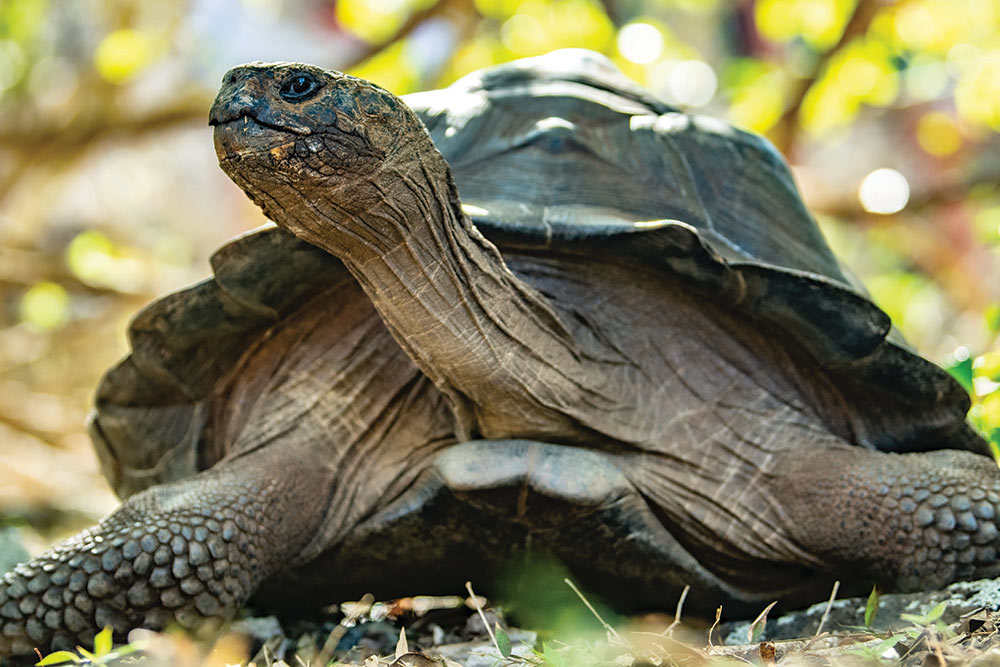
[278,144,582,439]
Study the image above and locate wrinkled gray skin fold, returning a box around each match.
[2,50,998,659]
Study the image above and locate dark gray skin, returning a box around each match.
[2,52,1000,659]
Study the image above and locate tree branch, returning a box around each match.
[597,0,625,27]
[773,0,883,154]
[0,410,66,451]
[0,247,149,297]
[0,97,208,203]
[336,0,466,71]
[811,168,1000,220]
[0,99,207,157]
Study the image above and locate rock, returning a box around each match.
[723,578,1000,644]
[229,614,285,642]
[969,648,1000,667]
[430,629,537,667]
[463,608,504,637]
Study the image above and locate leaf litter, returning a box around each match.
[24,580,1000,667]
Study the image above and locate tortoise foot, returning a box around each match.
[777,446,1000,591]
[0,462,317,658]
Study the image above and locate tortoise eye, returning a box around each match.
[280,73,321,102]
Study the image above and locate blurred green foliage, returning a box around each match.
[0,0,998,515]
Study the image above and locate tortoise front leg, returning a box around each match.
[0,454,328,658]
[775,445,1000,592]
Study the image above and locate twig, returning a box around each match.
[708,606,722,649]
[0,258,143,298]
[313,624,347,667]
[933,638,947,666]
[815,580,840,638]
[812,166,1000,220]
[464,581,503,656]
[0,97,208,204]
[338,0,470,71]
[798,579,841,653]
[0,98,206,154]
[665,585,690,637]
[314,593,374,666]
[563,578,624,645]
[710,634,888,662]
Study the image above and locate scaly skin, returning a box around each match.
[0,455,323,656]
[777,447,1000,590]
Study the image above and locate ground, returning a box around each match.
[11,577,1000,666]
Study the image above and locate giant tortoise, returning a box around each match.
[1,49,998,658]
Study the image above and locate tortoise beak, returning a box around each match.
[212,115,288,162]
[209,67,269,127]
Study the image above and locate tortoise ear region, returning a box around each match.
[354,85,396,117]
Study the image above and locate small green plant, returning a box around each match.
[850,601,956,662]
[864,585,879,629]
[495,623,513,658]
[948,348,1000,460]
[899,601,948,629]
[35,627,149,666]
[534,642,568,667]
[747,601,777,643]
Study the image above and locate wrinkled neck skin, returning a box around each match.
[229,134,590,441]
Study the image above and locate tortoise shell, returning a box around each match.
[90,50,982,502]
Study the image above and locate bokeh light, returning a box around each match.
[755,0,853,49]
[616,22,663,64]
[93,29,157,83]
[336,0,430,43]
[859,168,911,215]
[651,59,716,107]
[0,40,27,92]
[955,49,1000,130]
[501,13,546,54]
[916,111,963,157]
[19,282,70,331]
[903,59,949,102]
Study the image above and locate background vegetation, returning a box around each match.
[1,0,998,554]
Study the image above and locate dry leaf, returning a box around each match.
[396,627,409,659]
[389,652,441,667]
[759,641,776,666]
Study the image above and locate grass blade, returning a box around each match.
[865,585,879,629]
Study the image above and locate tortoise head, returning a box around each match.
[210,62,438,232]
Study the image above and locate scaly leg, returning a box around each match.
[0,453,329,657]
[775,446,1000,591]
